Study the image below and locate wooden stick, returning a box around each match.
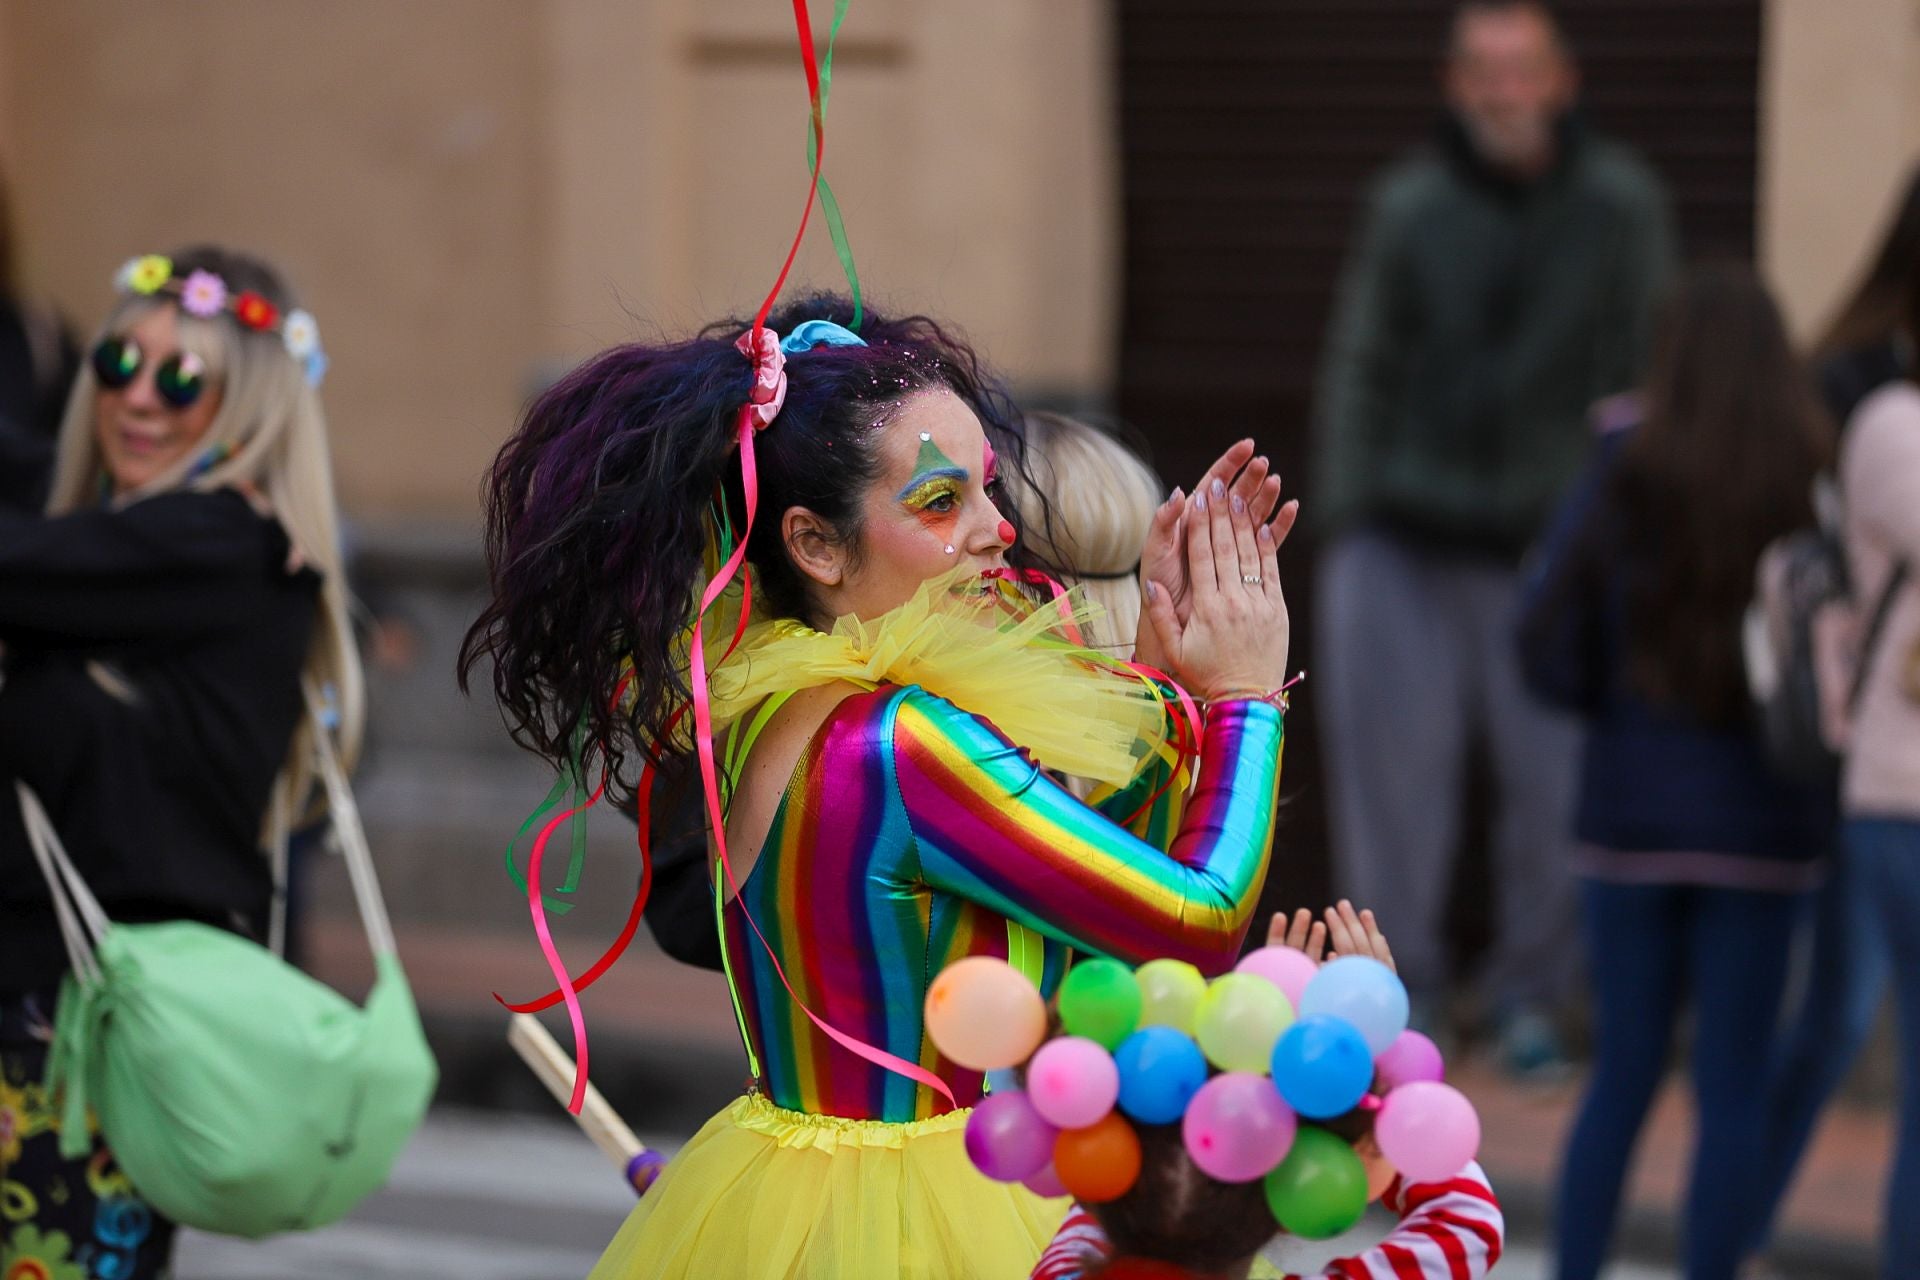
[507,1013,645,1168]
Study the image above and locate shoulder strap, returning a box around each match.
[303,679,399,959]
[1849,560,1912,712]
[15,782,106,986]
[266,778,292,957]
[710,689,797,1085]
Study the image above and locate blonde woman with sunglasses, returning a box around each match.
[0,246,360,1278]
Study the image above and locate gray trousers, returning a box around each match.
[1315,529,1580,1012]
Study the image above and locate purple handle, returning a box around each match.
[626,1149,669,1197]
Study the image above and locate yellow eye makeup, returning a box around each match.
[898,473,964,513]
[897,430,970,514]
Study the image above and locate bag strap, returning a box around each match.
[1849,560,1912,712]
[266,777,292,957]
[14,782,105,987]
[302,679,399,959]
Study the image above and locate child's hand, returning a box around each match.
[1267,907,1328,961]
[1323,900,1395,972]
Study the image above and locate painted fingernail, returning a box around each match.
[1171,486,1185,503]
[1211,478,1227,499]
[1231,494,1245,514]
[1259,524,1274,544]
[1194,492,1207,513]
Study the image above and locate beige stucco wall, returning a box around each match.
[1761,0,1920,339]
[15,0,1903,517]
[0,0,1116,519]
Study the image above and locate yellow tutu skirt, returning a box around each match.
[590,1094,1071,1279]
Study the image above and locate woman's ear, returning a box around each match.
[783,506,845,588]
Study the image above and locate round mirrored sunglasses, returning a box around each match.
[90,336,210,410]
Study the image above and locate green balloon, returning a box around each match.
[1135,959,1207,1034]
[1263,1127,1369,1240]
[1058,959,1143,1050]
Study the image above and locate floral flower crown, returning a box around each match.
[114,254,328,387]
[926,947,1481,1241]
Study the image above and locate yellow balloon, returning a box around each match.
[1135,959,1207,1034]
[1195,972,1295,1073]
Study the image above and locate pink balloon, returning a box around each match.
[1376,1030,1445,1089]
[1027,1036,1121,1129]
[1235,946,1318,1008]
[1180,1072,1299,1183]
[1023,1162,1069,1198]
[1376,1082,1480,1185]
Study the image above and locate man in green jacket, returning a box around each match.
[1311,0,1674,1073]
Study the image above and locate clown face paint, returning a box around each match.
[896,431,969,545]
[824,389,1016,622]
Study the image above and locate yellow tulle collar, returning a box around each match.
[695,570,1166,786]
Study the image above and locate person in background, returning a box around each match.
[1001,411,1167,657]
[1812,262,1920,1280]
[1516,263,1833,1280]
[1310,0,1676,1075]
[1749,164,1920,1259]
[0,170,79,512]
[0,247,361,1279]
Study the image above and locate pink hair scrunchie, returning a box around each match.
[735,327,788,430]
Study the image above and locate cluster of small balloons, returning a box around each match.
[923,946,1481,1240]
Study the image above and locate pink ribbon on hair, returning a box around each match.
[735,327,788,429]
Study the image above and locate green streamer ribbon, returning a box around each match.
[504,720,591,914]
[808,0,862,329]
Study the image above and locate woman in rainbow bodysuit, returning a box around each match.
[462,296,1296,1278]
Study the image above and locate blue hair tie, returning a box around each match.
[780,319,866,355]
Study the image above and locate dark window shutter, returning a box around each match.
[1115,0,1760,911]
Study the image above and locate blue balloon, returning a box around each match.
[1114,1026,1210,1123]
[1299,956,1409,1056]
[1271,1015,1375,1119]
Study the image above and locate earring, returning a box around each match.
[944,544,955,555]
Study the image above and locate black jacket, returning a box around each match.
[0,489,319,991]
[635,776,724,972]
[1312,115,1676,555]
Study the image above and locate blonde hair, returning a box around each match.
[1008,411,1164,655]
[46,247,363,828]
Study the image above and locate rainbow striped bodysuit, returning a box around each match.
[722,683,1284,1123]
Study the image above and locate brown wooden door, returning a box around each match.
[1116,0,1760,929]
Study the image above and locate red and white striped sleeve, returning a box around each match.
[1031,1205,1112,1280]
[1278,1162,1504,1280]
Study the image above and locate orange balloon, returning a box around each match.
[1053,1112,1142,1203]
[924,957,1047,1071]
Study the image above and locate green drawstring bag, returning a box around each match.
[19,688,437,1238]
